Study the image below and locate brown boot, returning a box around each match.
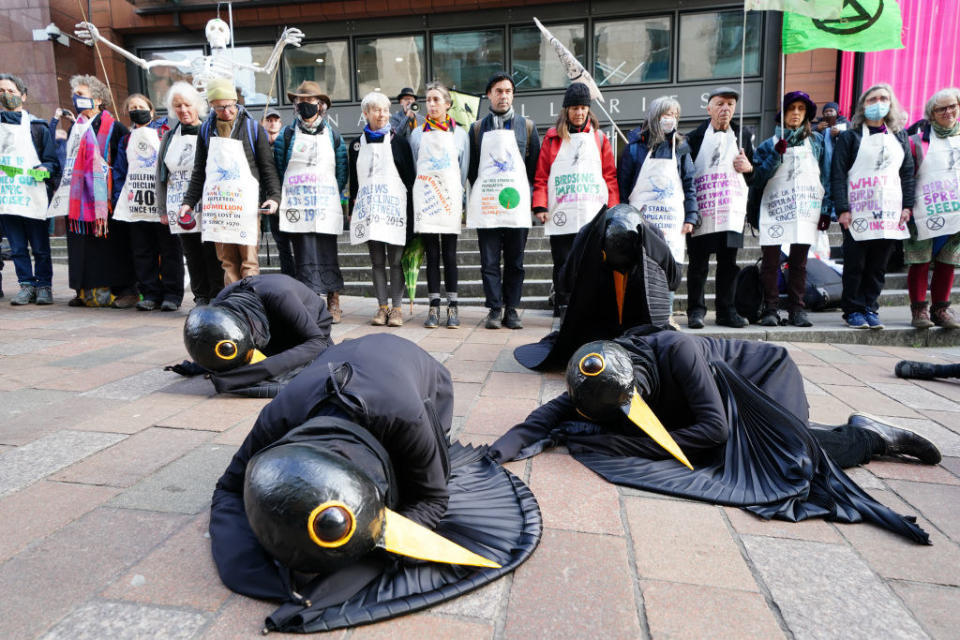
[326,291,342,324]
[387,306,404,327]
[910,302,934,329]
[371,305,388,326]
[931,302,960,329]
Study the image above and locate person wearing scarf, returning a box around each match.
[903,87,960,329]
[750,91,832,327]
[274,81,348,323]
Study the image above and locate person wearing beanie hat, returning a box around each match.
[750,90,832,328]
[813,101,849,220]
[532,82,619,321]
[204,77,238,102]
[466,71,541,330]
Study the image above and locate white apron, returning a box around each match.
[201,136,260,245]
[847,125,908,241]
[0,111,48,220]
[758,139,824,247]
[691,125,747,236]
[545,130,608,236]
[628,137,686,262]
[350,133,407,246]
[47,115,92,217]
[163,126,201,235]
[466,129,531,229]
[913,133,960,241]
[413,128,463,235]
[113,125,161,222]
[279,128,343,235]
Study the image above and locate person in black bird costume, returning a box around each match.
[514,203,682,371]
[210,333,541,633]
[176,273,333,397]
[492,331,941,544]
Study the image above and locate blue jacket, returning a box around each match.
[751,128,832,219]
[617,129,699,226]
[273,121,348,193]
[1,111,60,200]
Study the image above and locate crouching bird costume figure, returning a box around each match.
[210,334,541,633]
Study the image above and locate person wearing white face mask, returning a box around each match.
[831,83,915,330]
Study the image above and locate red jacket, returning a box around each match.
[532,124,620,212]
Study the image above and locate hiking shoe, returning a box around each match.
[503,308,523,330]
[759,308,781,327]
[446,306,460,329]
[911,302,935,329]
[326,291,342,324]
[788,310,813,327]
[864,311,884,330]
[716,313,748,328]
[424,306,440,328]
[160,300,179,312]
[485,309,502,330]
[387,306,403,327]
[687,312,705,329]
[35,287,53,305]
[136,299,158,311]
[845,312,869,329]
[931,303,960,329]
[10,285,36,305]
[371,306,388,326]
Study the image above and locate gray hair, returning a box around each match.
[0,73,27,95]
[165,81,208,120]
[69,74,111,107]
[360,91,390,114]
[644,96,682,146]
[924,87,960,121]
[424,81,452,107]
[851,83,906,132]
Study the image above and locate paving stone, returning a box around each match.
[866,460,960,485]
[351,612,492,640]
[453,382,482,417]
[743,535,928,640]
[53,427,212,488]
[0,507,187,639]
[430,572,505,619]
[529,453,623,535]
[200,594,300,640]
[778,344,828,366]
[891,581,960,640]
[39,362,156,393]
[442,357,489,383]
[806,347,865,365]
[417,336,462,352]
[803,379,827,396]
[821,383,922,418]
[0,337,66,356]
[212,415,258,445]
[624,497,758,591]
[885,480,960,542]
[102,513,231,611]
[481,371,541,399]
[806,390,856,425]
[0,430,126,497]
[540,377,566,403]
[723,506,843,544]
[910,378,960,403]
[463,396,538,436]
[641,580,786,640]
[453,342,504,361]
[862,415,960,457]
[941,456,960,477]
[0,395,112,446]
[429,351,451,363]
[835,362,913,384]
[109,444,237,514]
[0,481,119,562]
[157,396,269,432]
[800,364,860,385]
[919,410,960,436]
[845,466,887,490]
[504,528,640,640]
[40,600,208,640]
[491,348,531,373]
[464,329,511,344]
[158,374,217,396]
[81,368,183,401]
[0,388,74,424]
[456,431,498,447]
[36,336,124,358]
[71,394,206,434]
[870,381,960,413]
[50,343,152,369]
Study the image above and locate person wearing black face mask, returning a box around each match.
[273,81,348,323]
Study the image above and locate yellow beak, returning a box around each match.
[623,387,694,470]
[380,508,501,569]
[247,349,267,364]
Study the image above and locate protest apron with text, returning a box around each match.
[847,125,908,241]
[280,129,343,235]
[350,133,407,246]
[913,133,960,241]
[545,131,607,236]
[413,128,462,235]
[163,127,201,235]
[0,111,48,220]
[758,139,824,246]
[691,125,747,237]
[628,138,686,262]
[47,116,92,217]
[201,136,260,245]
[113,126,161,222]
[466,129,531,229]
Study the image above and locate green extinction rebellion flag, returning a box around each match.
[745,0,843,19]
[782,0,904,54]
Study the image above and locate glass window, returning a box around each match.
[283,40,351,102]
[225,45,279,106]
[139,48,203,108]
[594,17,671,86]
[510,23,585,91]
[679,11,762,81]
[356,34,425,98]
[432,29,505,95]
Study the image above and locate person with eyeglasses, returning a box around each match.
[179,78,282,284]
[903,87,960,329]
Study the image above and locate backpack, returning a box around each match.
[796,256,842,311]
[734,260,764,323]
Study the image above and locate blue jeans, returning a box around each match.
[477,227,528,310]
[0,214,52,288]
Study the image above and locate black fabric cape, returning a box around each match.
[514,208,682,371]
[494,329,928,544]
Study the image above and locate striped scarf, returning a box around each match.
[68,111,115,237]
[423,115,454,132]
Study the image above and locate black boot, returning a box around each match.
[848,413,942,465]
[894,360,938,380]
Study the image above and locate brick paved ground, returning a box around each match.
[1,273,959,639]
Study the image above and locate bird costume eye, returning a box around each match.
[214,340,238,360]
[307,501,356,548]
[579,353,605,376]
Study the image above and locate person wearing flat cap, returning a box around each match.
[533,82,620,321]
[389,87,422,139]
[750,90,832,328]
[684,86,755,329]
[273,80,348,323]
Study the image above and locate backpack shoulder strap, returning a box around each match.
[513,116,529,158]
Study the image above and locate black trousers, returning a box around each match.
[130,221,184,304]
[179,234,224,302]
[549,233,576,309]
[422,233,458,303]
[840,230,895,315]
[810,424,883,468]
[290,233,343,295]
[686,243,739,318]
[267,214,296,277]
[477,227,528,311]
[761,244,809,312]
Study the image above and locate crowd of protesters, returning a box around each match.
[1,69,957,330]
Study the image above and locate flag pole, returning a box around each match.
[739,9,747,148]
[595,101,629,145]
[780,49,785,132]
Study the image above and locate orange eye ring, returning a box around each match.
[214,340,238,360]
[579,353,605,376]
[307,501,356,548]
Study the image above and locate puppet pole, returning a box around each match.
[780,49,785,132]
[595,100,629,145]
[739,9,747,148]
[76,0,117,112]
